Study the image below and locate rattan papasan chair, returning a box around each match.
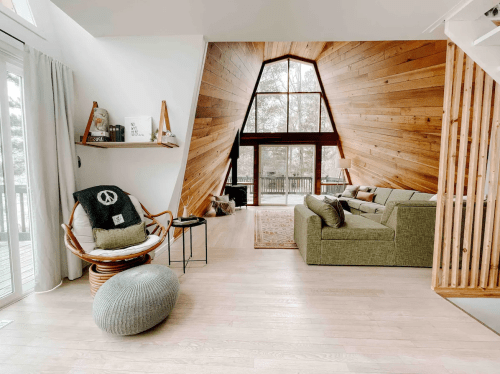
[62,193,173,296]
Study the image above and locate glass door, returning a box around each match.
[287,145,315,205]
[0,51,34,308]
[259,145,288,205]
[259,145,315,205]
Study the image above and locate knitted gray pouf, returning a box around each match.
[93,264,180,335]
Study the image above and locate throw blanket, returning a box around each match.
[73,185,141,230]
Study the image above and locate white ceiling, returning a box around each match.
[51,0,461,41]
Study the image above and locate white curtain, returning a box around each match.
[23,45,82,292]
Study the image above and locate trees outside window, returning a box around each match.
[244,58,334,134]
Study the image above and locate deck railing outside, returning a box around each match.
[226,177,345,195]
[0,184,31,241]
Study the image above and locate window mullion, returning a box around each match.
[287,59,289,133]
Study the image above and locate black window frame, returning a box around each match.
[242,55,336,134]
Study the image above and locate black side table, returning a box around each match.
[167,217,207,273]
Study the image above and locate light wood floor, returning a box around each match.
[1,207,500,373]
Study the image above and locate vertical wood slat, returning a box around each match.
[480,82,500,288]
[451,55,474,287]
[432,41,456,289]
[470,74,493,288]
[461,65,485,288]
[442,47,464,287]
[489,172,500,287]
[434,44,500,296]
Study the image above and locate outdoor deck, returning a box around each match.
[0,241,34,298]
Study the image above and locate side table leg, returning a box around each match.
[190,227,193,258]
[168,229,171,265]
[182,228,185,273]
[205,222,208,264]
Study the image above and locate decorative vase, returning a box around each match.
[182,206,189,218]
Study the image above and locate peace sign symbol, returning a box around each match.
[97,190,118,206]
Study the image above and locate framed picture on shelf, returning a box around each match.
[124,116,152,142]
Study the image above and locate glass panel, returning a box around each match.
[0,97,12,301]
[321,98,333,133]
[321,146,343,195]
[256,94,287,133]
[243,98,255,133]
[238,146,254,203]
[289,60,320,92]
[257,60,288,93]
[7,71,34,293]
[1,0,36,25]
[260,146,287,205]
[288,146,314,205]
[289,94,320,132]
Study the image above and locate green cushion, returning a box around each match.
[347,199,364,210]
[321,214,394,241]
[410,192,434,201]
[386,189,415,204]
[323,197,345,226]
[361,213,382,223]
[305,195,342,228]
[373,188,393,205]
[359,202,385,214]
[93,222,147,250]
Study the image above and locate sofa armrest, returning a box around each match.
[379,201,438,267]
[294,204,322,264]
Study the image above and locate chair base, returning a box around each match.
[89,254,151,296]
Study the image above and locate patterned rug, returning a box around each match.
[254,209,298,249]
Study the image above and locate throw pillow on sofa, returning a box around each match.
[305,195,343,228]
[323,197,345,226]
[356,191,374,202]
[341,185,359,198]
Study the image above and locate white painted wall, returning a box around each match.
[0,0,61,56]
[48,4,206,244]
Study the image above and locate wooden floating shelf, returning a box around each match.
[78,100,178,149]
[76,141,178,148]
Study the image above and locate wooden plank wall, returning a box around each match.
[432,42,500,297]
[178,42,264,228]
[316,40,448,193]
[264,42,327,61]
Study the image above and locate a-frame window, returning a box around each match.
[243,57,334,134]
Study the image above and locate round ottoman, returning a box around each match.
[93,264,180,335]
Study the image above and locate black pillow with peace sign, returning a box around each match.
[73,185,141,230]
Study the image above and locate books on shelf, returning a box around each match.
[109,125,125,142]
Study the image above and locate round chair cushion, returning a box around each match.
[93,264,179,335]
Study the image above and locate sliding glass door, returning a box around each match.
[259,145,315,205]
[0,50,34,308]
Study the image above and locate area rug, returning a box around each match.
[254,209,298,249]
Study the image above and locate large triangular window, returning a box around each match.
[243,58,334,134]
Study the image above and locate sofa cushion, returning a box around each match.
[305,195,343,228]
[361,213,382,223]
[373,188,393,205]
[321,214,394,241]
[386,189,415,204]
[410,192,434,201]
[341,185,359,198]
[359,202,385,214]
[347,199,363,210]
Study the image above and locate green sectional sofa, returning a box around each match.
[294,187,438,267]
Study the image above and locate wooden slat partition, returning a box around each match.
[432,42,500,297]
